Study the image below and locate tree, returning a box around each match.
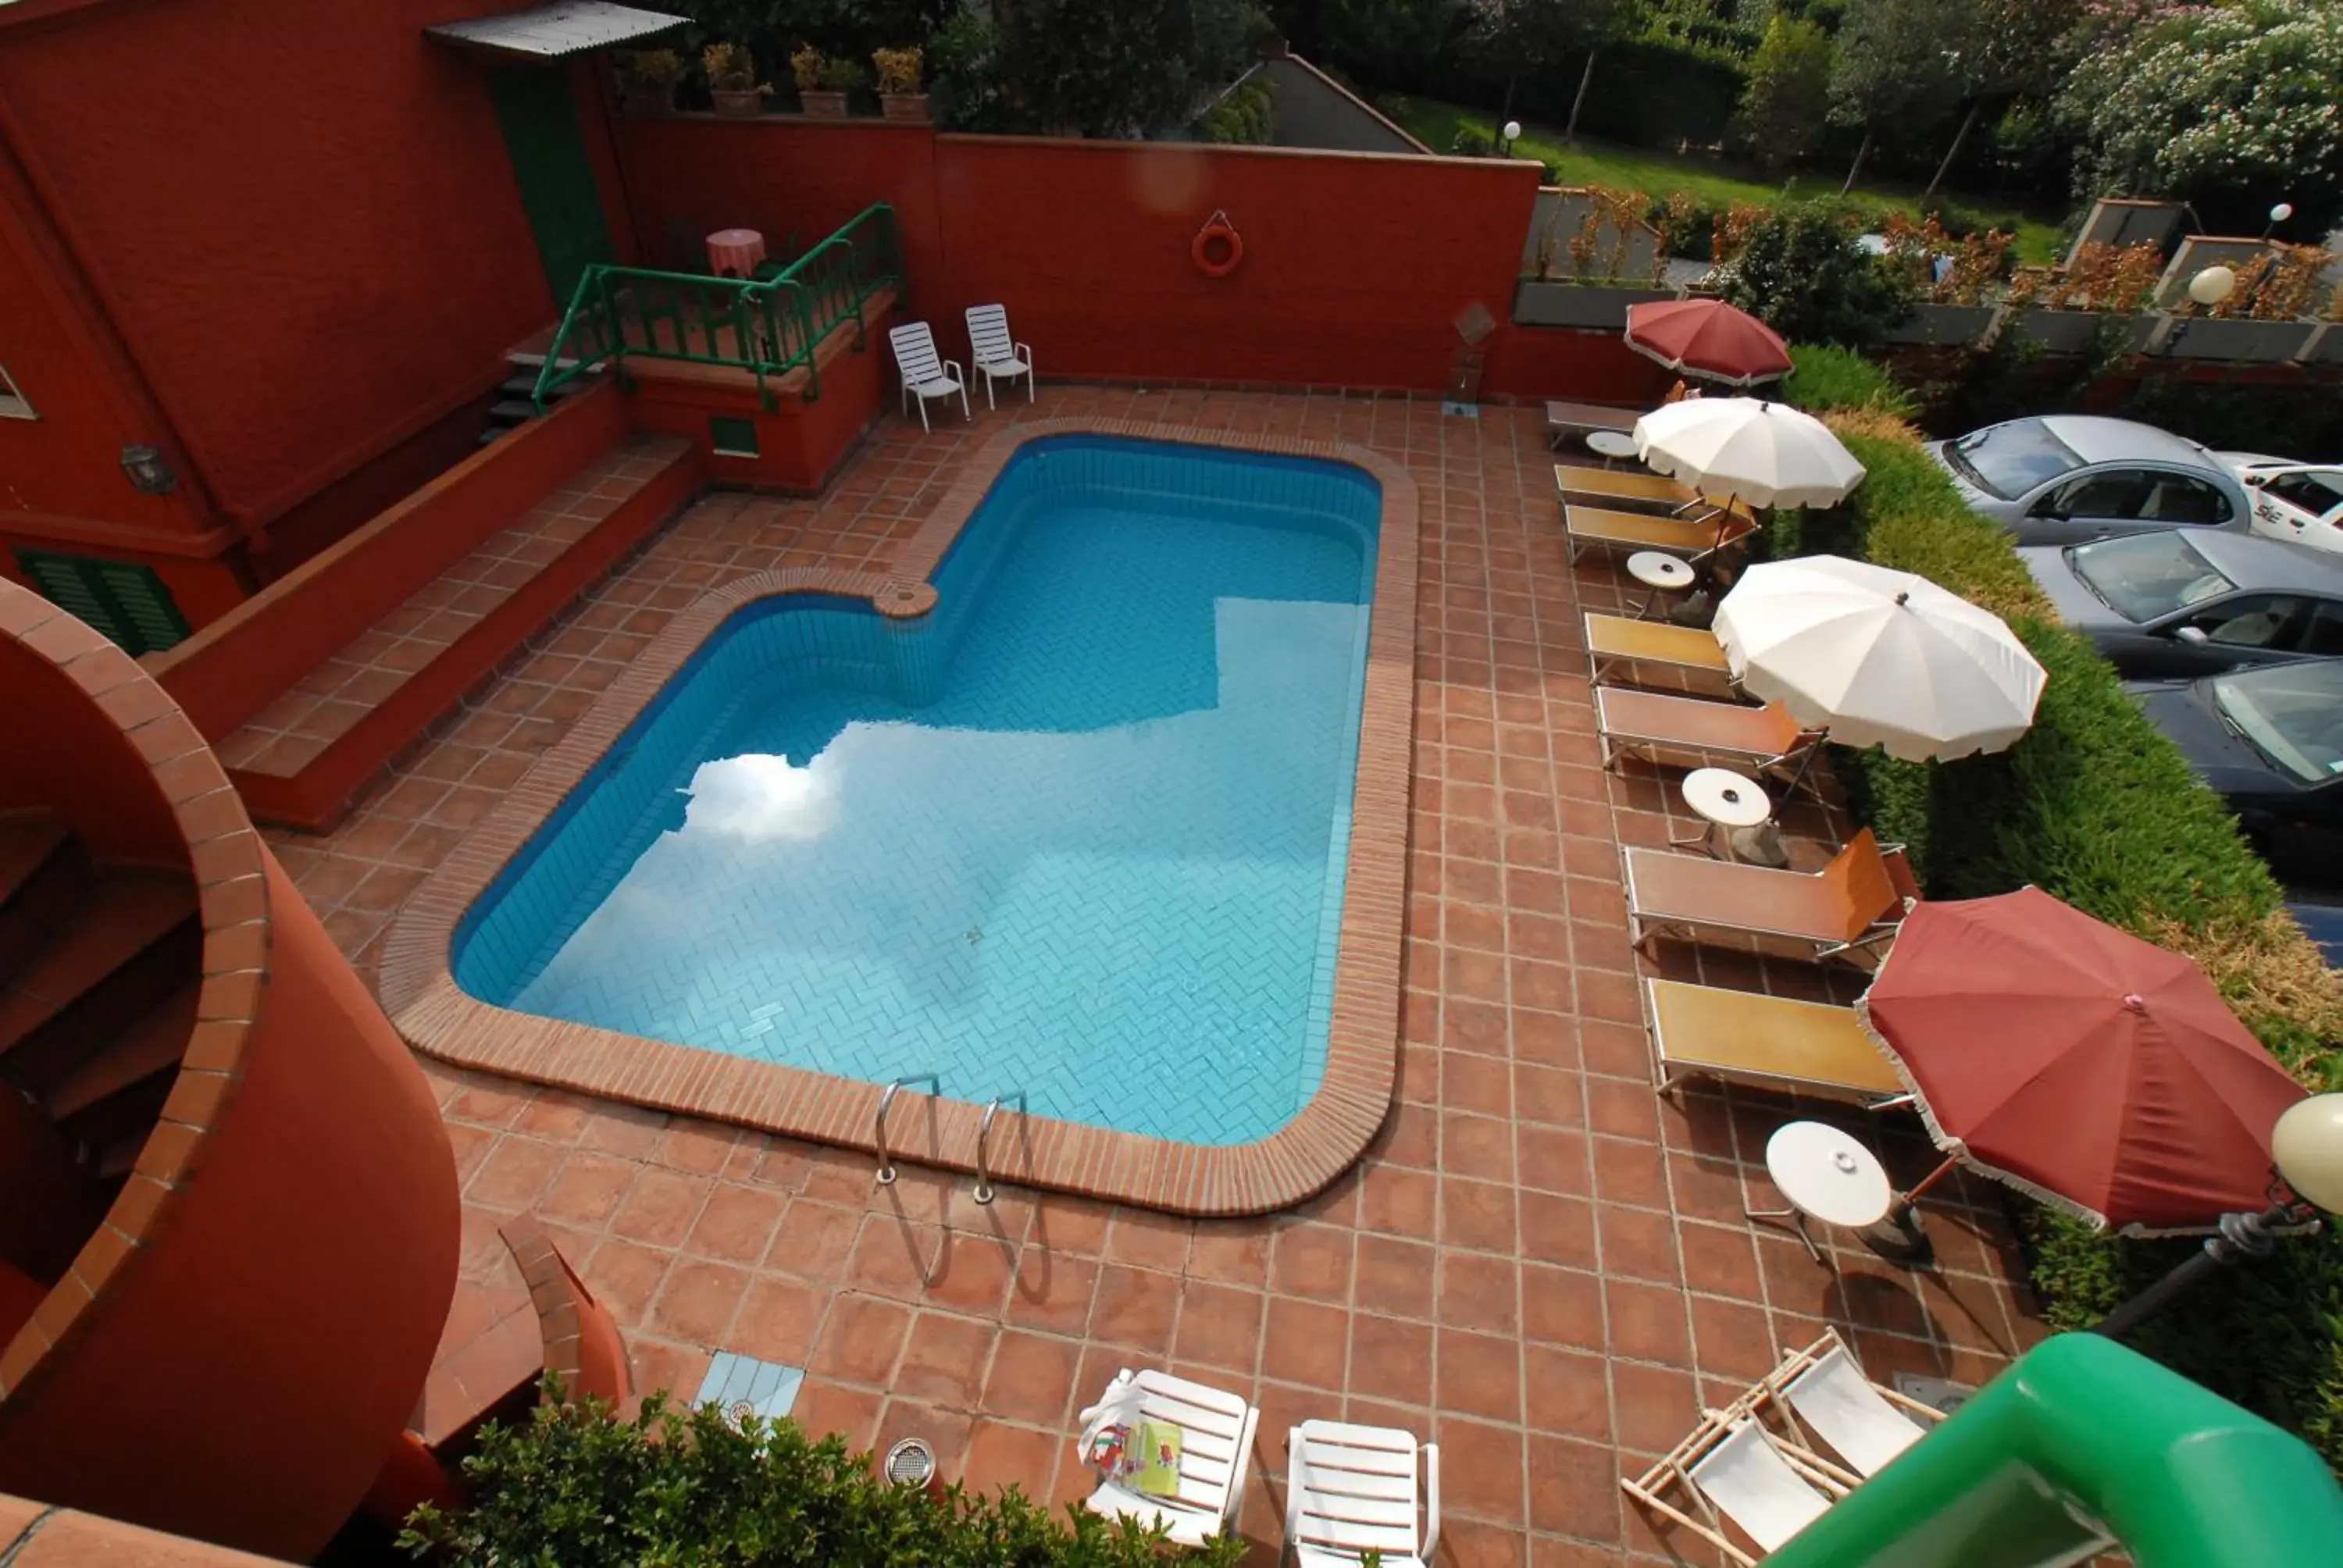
[1923,0,2082,199]
[933,0,1269,138]
[1464,0,1628,136]
[1715,205,1917,347]
[1826,0,1964,193]
[2057,0,2343,236]
[1311,0,1469,88]
[1733,15,1835,173]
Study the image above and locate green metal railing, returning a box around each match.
[531,202,904,413]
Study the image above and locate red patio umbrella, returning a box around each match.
[1857,887,2307,1235]
[1624,298,1793,387]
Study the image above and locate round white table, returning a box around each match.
[1678,766,1778,864]
[1625,551,1695,619]
[1585,429,1641,466]
[1749,1121,1893,1262]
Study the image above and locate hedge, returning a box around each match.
[1778,345,2343,1466]
[404,1387,1240,1566]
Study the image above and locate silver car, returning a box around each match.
[1927,415,2252,547]
[2020,528,2343,679]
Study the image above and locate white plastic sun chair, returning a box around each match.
[1770,1335,1942,1486]
[1287,1420,1440,1568]
[887,320,969,430]
[1624,1414,1838,1566]
[1077,1367,1259,1547]
[965,304,1034,407]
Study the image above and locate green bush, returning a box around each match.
[1200,71,1276,144]
[1716,204,1917,347]
[1781,344,1918,421]
[1780,354,2343,1466]
[403,1387,1242,1567]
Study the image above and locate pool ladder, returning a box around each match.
[872,1078,1018,1206]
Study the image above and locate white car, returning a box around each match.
[2219,454,2343,554]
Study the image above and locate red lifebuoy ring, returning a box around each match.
[1192,211,1243,278]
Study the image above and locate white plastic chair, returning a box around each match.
[1777,1342,1939,1484]
[1077,1368,1258,1547]
[964,304,1033,408]
[887,321,968,430]
[1287,1420,1439,1568]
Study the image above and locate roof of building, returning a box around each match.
[424,1,684,62]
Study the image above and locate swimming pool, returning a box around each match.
[454,436,1382,1145]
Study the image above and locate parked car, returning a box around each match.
[2126,659,2343,881]
[1927,415,2251,547]
[2020,528,2343,677]
[2216,454,2343,555]
[2288,893,2343,970]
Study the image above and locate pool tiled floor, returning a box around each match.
[269,386,2045,1566]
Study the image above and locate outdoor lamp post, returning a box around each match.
[2263,201,2295,239]
[1500,119,1521,156]
[2094,1094,2343,1342]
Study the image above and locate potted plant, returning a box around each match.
[612,48,683,116]
[702,43,768,119]
[872,45,926,122]
[807,54,866,116]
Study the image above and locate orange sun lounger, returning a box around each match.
[1623,827,1916,970]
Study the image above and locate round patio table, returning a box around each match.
[1626,551,1695,620]
[1749,1121,1893,1262]
[1585,429,1640,467]
[707,227,767,279]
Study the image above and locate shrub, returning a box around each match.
[1714,204,1917,347]
[402,1386,1245,1567]
[872,46,923,95]
[1450,126,1494,156]
[1200,71,1277,144]
[1779,358,2343,1464]
[1780,344,1918,421]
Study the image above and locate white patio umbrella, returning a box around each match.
[1714,555,2048,761]
[1632,397,1866,508]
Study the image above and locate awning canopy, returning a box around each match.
[424,1,686,62]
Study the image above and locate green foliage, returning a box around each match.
[1715,204,1917,346]
[1464,0,1627,77]
[1826,0,1965,176]
[1780,343,1917,419]
[1733,16,1835,172]
[2057,0,2343,235]
[1200,70,1279,144]
[402,1388,1248,1568]
[923,0,1268,137]
[1782,366,2343,1467]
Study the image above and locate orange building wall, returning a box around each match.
[0,0,560,532]
[0,850,461,1563]
[0,640,186,867]
[615,121,1544,394]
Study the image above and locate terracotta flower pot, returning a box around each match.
[710,87,764,118]
[880,91,929,123]
[615,80,674,117]
[799,89,849,118]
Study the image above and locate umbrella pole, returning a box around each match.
[1861,1153,1963,1270]
[2092,1200,2306,1341]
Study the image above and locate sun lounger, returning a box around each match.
[1543,399,1639,449]
[1564,501,1756,566]
[1287,1420,1439,1568]
[1624,1413,1840,1566]
[1553,463,1758,520]
[1596,689,1824,793]
[1643,977,1906,1105]
[1585,613,1737,697]
[1624,827,1914,969]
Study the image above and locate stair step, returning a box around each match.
[497,373,541,397]
[97,1134,143,1181]
[0,871,200,1095]
[488,398,539,422]
[0,811,89,989]
[45,981,198,1126]
[476,428,508,447]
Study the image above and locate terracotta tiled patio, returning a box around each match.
[265,385,2044,1566]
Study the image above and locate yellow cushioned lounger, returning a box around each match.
[1644,977,1906,1103]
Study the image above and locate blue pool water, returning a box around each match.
[455,437,1380,1144]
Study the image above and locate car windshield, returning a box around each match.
[2067,533,2237,623]
[1949,420,2084,500]
[2209,661,2343,786]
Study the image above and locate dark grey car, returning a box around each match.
[2020,529,2343,678]
[1926,415,2252,547]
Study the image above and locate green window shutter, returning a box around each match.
[13,550,190,655]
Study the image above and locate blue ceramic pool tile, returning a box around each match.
[456,437,1376,1146]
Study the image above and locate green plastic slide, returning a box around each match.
[1767,1334,2343,1568]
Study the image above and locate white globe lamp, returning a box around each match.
[2271,201,2295,225]
[2273,1094,2343,1213]
[2187,265,2237,307]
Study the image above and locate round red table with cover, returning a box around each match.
[706,227,767,279]
[1624,298,1794,387]
[1858,886,2307,1234]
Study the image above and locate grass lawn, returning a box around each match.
[1393,96,2064,264]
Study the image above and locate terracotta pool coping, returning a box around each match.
[379,417,1418,1215]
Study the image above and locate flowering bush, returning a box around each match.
[2058,0,2343,233]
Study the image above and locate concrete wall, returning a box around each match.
[1262,56,1427,157]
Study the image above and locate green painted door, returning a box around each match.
[487,66,615,310]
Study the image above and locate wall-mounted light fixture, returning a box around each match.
[119,444,177,495]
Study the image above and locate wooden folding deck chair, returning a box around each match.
[1624,827,1917,969]
[1623,1408,1846,1566]
[1585,613,1738,697]
[1595,689,1825,796]
[1642,977,1907,1104]
[1564,501,1756,565]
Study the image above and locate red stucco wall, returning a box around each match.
[0,849,461,1563]
[616,121,1544,394]
[0,0,559,529]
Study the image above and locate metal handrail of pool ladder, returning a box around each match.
[974,1097,1007,1205]
[875,1077,924,1187]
